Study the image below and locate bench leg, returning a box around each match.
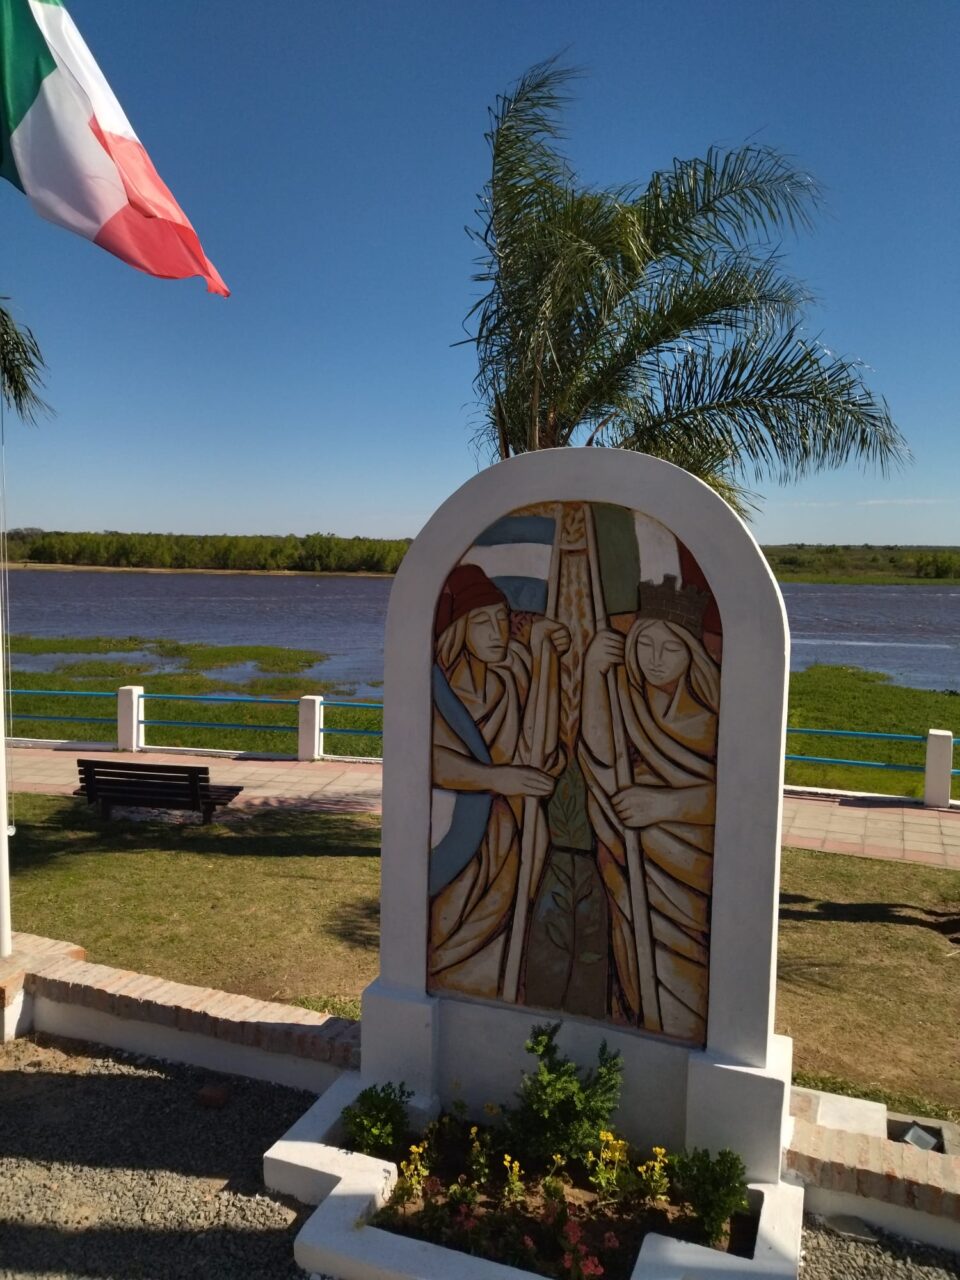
[202,804,214,825]
[99,800,112,821]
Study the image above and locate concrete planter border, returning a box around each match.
[264,1075,805,1280]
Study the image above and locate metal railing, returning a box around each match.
[7,688,118,735]
[7,686,383,761]
[140,691,300,735]
[6,688,956,800]
[786,727,927,773]
[784,725,958,806]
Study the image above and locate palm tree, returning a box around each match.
[0,299,47,424]
[465,60,907,512]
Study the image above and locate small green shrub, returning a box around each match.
[503,1022,622,1169]
[341,1081,412,1157]
[669,1147,749,1244]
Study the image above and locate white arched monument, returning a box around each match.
[362,448,795,1185]
[283,449,805,1279]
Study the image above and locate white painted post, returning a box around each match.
[117,685,144,753]
[923,728,954,809]
[298,695,324,761]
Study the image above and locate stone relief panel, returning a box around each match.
[426,501,722,1046]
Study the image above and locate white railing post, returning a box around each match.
[923,728,953,809]
[298,695,324,761]
[117,685,144,753]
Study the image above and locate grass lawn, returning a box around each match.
[777,847,960,1119]
[8,794,380,1014]
[10,795,960,1118]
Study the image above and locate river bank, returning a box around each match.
[6,559,960,587]
[776,573,960,586]
[4,562,393,578]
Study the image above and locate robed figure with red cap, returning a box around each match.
[427,564,570,1001]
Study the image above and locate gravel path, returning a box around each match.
[0,1034,312,1280]
[801,1219,960,1279]
[3,1035,959,1280]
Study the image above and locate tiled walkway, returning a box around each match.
[781,792,960,870]
[7,746,960,867]
[7,746,382,814]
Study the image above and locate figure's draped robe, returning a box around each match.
[428,641,558,1000]
[578,674,716,1042]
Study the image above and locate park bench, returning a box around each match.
[74,758,243,824]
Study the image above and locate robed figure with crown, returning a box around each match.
[578,576,720,1043]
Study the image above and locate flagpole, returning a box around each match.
[0,389,9,959]
[0,565,11,958]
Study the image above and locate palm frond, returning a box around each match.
[622,331,909,483]
[636,146,822,261]
[0,300,49,424]
[464,61,906,491]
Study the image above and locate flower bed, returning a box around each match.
[340,1024,758,1280]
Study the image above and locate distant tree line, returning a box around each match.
[8,531,959,581]
[766,544,960,579]
[5,529,410,574]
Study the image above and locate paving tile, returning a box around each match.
[903,848,946,865]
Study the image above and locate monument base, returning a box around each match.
[361,978,793,1184]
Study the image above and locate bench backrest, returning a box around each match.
[77,758,210,809]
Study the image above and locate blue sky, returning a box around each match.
[3,0,957,544]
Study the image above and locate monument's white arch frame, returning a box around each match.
[363,449,792,1177]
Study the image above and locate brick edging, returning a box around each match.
[785,1118,960,1220]
[1,933,86,1007]
[7,943,359,1069]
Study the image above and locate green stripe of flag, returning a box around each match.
[592,502,641,616]
[0,0,58,189]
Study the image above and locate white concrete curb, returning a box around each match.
[265,1086,805,1280]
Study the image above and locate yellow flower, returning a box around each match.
[469,1125,478,1138]
[599,1130,614,1143]
[503,1153,512,1167]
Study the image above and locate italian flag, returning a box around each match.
[0,0,228,294]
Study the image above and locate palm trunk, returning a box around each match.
[494,391,511,460]
[528,337,545,451]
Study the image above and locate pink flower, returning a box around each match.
[563,1219,583,1245]
[603,1232,620,1250]
[562,1254,574,1271]
[455,1203,478,1230]
[522,1235,535,1251]
[580,1256,604,1277]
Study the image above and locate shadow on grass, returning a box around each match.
[9,796,381,874]
[325,896,380,949]
[776,955,847,993]
[780,891,960,944]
